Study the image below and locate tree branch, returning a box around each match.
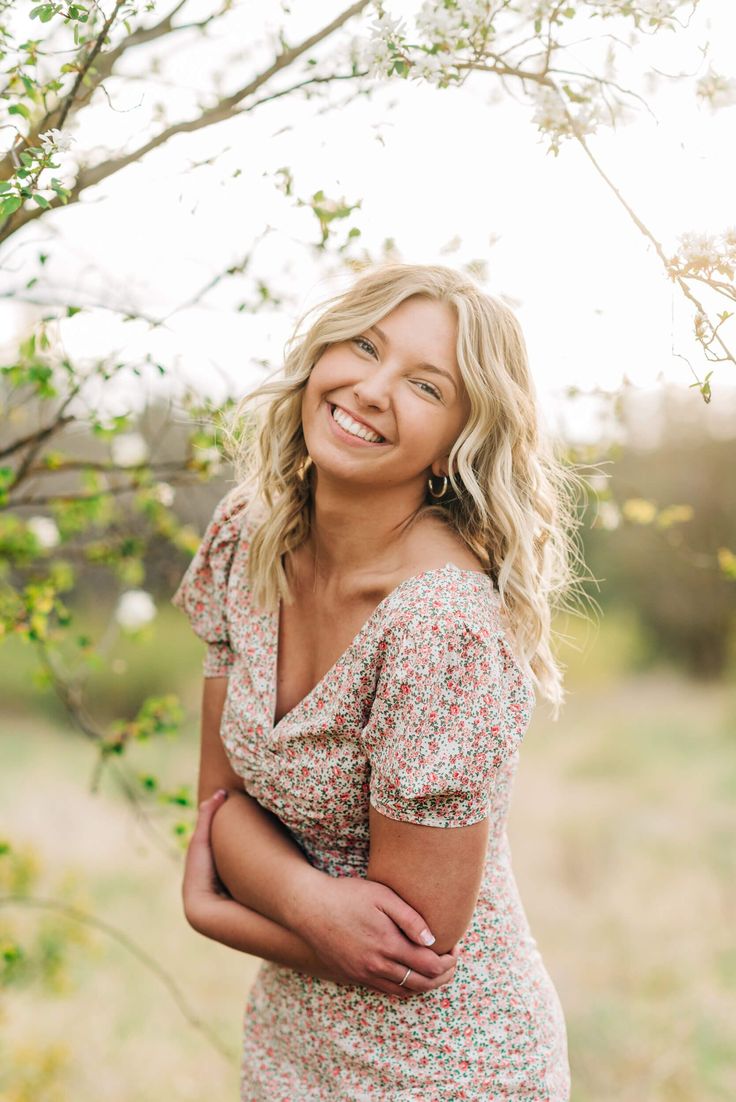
[546,80,734,387]
[10,384,83,487]
[0,1,372,243]
[31,643,184,865]
[8,471,203,507]
[0,414,76,460]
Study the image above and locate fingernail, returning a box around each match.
[419,928,435,946]
[215,788,227,798]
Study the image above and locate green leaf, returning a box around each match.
[0,196,22,217]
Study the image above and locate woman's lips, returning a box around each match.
[326,402,390,447]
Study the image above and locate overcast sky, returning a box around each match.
[1,0,735,442]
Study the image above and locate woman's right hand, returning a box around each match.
[292,874,460,998]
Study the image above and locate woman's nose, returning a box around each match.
[353,371,392,408]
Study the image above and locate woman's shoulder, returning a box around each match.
[382,519,495,613]
[172,487,256,602]
[387,562,501,636]
[197,486,264,561]
[208,485,257,531]
[387,568,535,710]
[406,515,486,572]
[378,548,531,687]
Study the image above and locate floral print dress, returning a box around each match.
[172,492,571,1101]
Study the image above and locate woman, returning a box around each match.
[173,262,585,1099]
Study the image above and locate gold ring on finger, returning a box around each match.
[398,967,412,987]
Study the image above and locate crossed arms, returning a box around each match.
[182,677,490,998]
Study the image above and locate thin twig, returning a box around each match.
[0,894,237,1063]
[32,644,184,865]
[0,2,372,242]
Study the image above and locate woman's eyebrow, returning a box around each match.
[368,324,458,395]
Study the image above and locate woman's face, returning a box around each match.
[301,295,470,492]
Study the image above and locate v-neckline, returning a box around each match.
[268,561,495,732]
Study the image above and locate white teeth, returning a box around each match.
[331,405,384,443]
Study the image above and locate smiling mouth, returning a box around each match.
[328,403,388,444]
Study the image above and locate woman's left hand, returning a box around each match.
[182,788,231,930]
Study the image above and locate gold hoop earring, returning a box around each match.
[427,473,449,499]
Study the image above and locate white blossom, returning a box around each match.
[356,33,397,78]
[597,502,621,530]
[696,67,736,111]
[585,0,683,16]
[675,231,719,269]
[39,128,76,153]
[357,3,409,78]
[416,1,467,43]
[512,0,546,15]
[115,589,157,631]
[152,481,175,506]
[529,82,609,142]
[530,86,571,131]
[636,0,681,18]
[197,446,222,473]
[111,432,149,467]
[410,51,454,84]
[27,515,60,549]
[368,6,408,41]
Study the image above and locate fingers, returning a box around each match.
[400,960,457,994]
[199,787,229,812]
[193,788,228,836]
[186,790,228,880]
[182,791,229,916]
[370,948,459,995]
[379,894,436,948]
[395,965,413,990]
[385,939,457,980]
[367,957,458,999]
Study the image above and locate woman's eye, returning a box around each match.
[352,337,377,357]
[416,381,441,399]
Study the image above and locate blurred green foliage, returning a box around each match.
[577,386,736,679]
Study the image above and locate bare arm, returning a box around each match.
[184,878,343,983]
[366,804,490,955]
[198,676,334,927]
[187,677,461,995]
[184,791,401,989]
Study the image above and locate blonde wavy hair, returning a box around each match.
[221,261,594,720]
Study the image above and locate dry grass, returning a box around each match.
[511,670,736,1102]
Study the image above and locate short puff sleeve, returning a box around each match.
[362,612,528,828]
[170,492,244,677]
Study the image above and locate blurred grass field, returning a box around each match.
[1,603,735,1101]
